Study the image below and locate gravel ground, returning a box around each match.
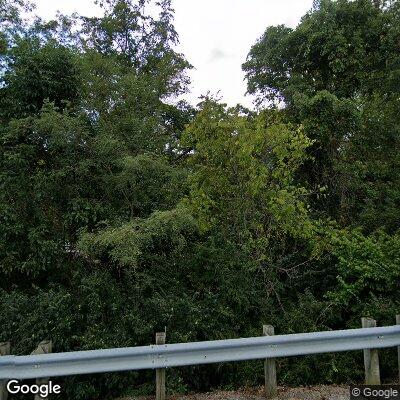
[120,385,350,400]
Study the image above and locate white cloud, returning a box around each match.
[173,0,313,108]
[209,48,233,62]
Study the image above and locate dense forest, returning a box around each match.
[0,0,399,398]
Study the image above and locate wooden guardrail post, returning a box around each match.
[32,340,52,400]
[0,342,11,400]
[361,318,380,385]
[397,315,400,383]
[156,332,166,400]
[263,325,277,398]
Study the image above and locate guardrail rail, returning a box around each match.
[1,316,400,400]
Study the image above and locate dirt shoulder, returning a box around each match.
[121,385,350,400]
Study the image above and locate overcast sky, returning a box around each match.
[33,0,313,108]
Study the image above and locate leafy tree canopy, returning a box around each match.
[1,1,400,399]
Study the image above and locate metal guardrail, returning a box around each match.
[1,325,400,380]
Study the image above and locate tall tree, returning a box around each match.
[243,0,400,231]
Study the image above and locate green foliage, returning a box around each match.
[243,0,399,105]
[1,0,400,398]
[0,102,96,279]
[181,100,314,238]
[336,93,400,232]
[0,38,81,118]
[327,229,400,311]
[244,0,400,231]
[81,0,191,97]
[79,208,198,268]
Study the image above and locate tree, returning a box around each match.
[243,0,400,231]
[243,0,398,105]
[1,0,400,398]
[0,2,193,397]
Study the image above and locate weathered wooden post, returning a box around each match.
[32,340,52,400]
[263,325,277,398]
[361,318,380,385]
[0,342,11,400]
[155,332,166,400]
[397,315,400,383]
